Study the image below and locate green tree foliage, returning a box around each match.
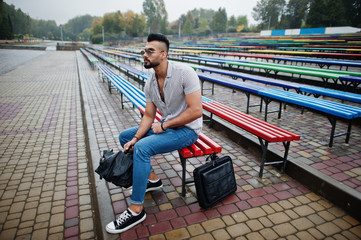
[211,7,227,32]
[252,0,286,29]
[142,0,168,33]
[89,10,146,43]
[253,0,360,29]
[345,0,361,27]
[0,0,14,39]
[228,15,249,32]
[307,0,349,27]
[62,14,94,41]
[31,19,58,40]
[281,0,310,28]
[0,1,94,41]
[174,8,215,36]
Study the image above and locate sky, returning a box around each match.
[4,0,259,26]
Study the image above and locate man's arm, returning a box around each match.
[123,102,157,151]
[152,89,202,133]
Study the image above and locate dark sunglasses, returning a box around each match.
[140,49,165,55]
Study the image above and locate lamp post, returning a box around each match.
[60,25,63,43]
[102,26,104,45]
[178,20,182,38]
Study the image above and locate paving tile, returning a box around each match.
[259,228,279,240]
[317,222,342,236]
[268,212,291,225]
[273,222,298,237]
[187,224,205,237]
[291,217,315,231]
[185,212,207,225]
[164,228,190,240]
[211,228,231,240]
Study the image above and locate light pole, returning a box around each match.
[60,25,63,43]
[102,26,104,45]
[178,20,182,38]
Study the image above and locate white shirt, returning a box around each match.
[144,61,202,134]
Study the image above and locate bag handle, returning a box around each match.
[205,153,218,164]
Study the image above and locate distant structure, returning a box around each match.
[260,26,361,36]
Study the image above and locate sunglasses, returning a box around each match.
[140,49,165,55]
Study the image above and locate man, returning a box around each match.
[106,33,203,234]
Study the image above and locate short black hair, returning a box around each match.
[147,33,169,51]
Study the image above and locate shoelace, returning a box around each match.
[115,211,131,226]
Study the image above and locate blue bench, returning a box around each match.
[178,55,361,91]
[195,65,302,91]
[197,72,267,114]
[299,86,361,104]
[181,55,238,68]
[338,76,361,90]
[118,63,150,89]
[258,89,361,147]
[80,48,99,69]
[274,56,361,71]
[194,65,361,104]
[97,64,222,196]
[87,48,118,65]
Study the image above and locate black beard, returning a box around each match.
[144,62,160,69]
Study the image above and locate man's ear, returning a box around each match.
[161,51,168,60]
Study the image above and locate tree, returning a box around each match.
[63,14,94,41]
[182,12,195,34]
[131,14,146,37]
[211,7,227,32]
[0,0,13,39]
[142,0,168,33]
[227,15,248,32]
[306,0,347,27]
[123,11,146,37]
[252,0,286,29]
[282,0,310,28]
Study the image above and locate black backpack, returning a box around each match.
[95,150,133,188]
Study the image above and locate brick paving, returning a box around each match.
[0,50,95,240]
[0,48,361,239]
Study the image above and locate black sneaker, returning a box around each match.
[146,179,163,192]
[129,179,163,194]
[106,209,146,234]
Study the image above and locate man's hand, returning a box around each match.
[151,122,165,134]
[123,138,138,153]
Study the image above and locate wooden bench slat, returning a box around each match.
[203,101,300,142]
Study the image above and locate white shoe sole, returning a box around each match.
[129,184,163,194]
[105,213,146,234]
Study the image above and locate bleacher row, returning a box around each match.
[180,55,361,90]
[88,47,361,147]
[80,33,361,179]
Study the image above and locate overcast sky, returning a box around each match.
[5,0,259,25]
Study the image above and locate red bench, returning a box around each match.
[202,98,300,177]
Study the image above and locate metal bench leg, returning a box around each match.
[246,92,250,114]
[121,93,124,109]
[327,116,336,147]
[278,102,282,119]
[262,97,272,122]
[282,141,291,172]
[108,80,112,93]
[258,138,268,178]
[345,120,352,144]
[201,80,204,95]
[180,154,189,197]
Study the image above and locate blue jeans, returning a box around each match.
[119,126,199,205]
